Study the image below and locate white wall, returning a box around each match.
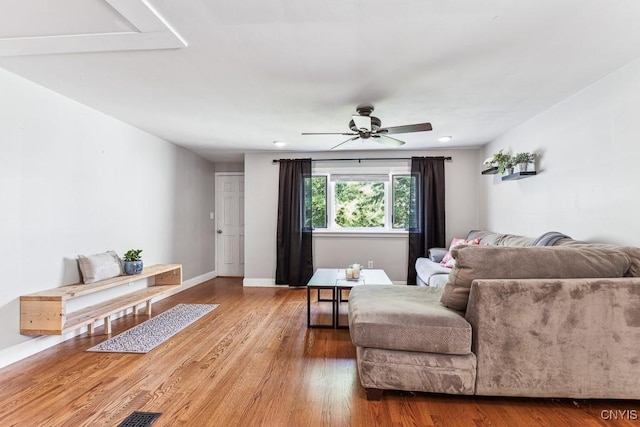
[478,57,640,246]
[244,149,480,284]
[0,68,216,365]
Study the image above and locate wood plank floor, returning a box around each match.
[0,277,638,426]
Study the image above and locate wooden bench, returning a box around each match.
[20,264,182,336]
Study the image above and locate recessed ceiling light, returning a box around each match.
[273,141,286,147]
[438,136,453,143]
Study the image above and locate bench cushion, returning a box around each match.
[348,285,472,355]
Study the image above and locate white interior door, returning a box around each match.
[216,174,244,276]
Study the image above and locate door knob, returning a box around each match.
[217,229,223,234]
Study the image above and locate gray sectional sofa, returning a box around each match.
[415,230,569,287]
[348,230,640,400]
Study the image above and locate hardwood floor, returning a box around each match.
[0,277,637,426]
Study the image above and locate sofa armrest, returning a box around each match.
[465,277,640,398]
[428,247,448,263]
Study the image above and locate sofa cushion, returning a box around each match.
[554,240,640,277]
[440,245,631,312]
[416,257,451,286]
[428,247,448,263]
[356,347,477,395]
[466,230,536,247]
[348,285,472,355]
[428,273,450,288]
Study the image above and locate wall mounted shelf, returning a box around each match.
[481,167,498,175]
[501,171,537,181]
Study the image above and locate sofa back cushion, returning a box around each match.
[553,240,640,277]
[466,230,535,247]
[440,245,631,312]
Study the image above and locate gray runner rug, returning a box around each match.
[87,303,218,353]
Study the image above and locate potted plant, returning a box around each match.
[483,155,497,168]
[123,249,143,275]
[493,150,514,175]
[513,152,537,173]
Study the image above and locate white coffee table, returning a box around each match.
[307,268,392,328]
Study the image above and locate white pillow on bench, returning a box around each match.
[78,250,123,284]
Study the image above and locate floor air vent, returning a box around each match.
[117,411,162,427]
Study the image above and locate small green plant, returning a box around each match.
[492,150,514,174]
[514,152,536,165]
[124,249,143,262]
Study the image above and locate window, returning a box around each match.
[392,175,411,229]
[310,171,412,232]
[310,176,327,228]
[335,180,385,228]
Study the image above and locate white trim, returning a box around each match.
[243,278,280,287]
[316,170,412,233]
[313,231,408,238]
[214,172,245,277]
[182,270,217,289]
[0,334,74,371]
[0,269,216,370]
[152,270,217,301]
[0,0,187,57]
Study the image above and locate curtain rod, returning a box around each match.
[272,156,452,164]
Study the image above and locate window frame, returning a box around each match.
[310,168,411,234]
[391,174,411,230]
[309,175,328,229]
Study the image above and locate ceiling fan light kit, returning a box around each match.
[302,105,433,150]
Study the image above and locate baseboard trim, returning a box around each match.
[0,269,217,370]
[243,278,281,287]
[152,270,217,301]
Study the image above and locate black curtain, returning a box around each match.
[407,157,446,285]
[275,159,314,286]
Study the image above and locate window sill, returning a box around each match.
[313,230,408,238]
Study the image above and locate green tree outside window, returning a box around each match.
[392,175,411,229]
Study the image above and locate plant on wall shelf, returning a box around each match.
[513,152,537,172]
[483,155,497,168]
[492,150,514,174]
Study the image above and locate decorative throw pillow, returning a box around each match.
[440,238,480,268]
[78,250,123,284]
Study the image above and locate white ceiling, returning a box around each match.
[2,0,640,162]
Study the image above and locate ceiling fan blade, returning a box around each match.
[331,136,360,150]
[378,122,432,135]
[302,132,357,136]
[352,115,371,131]
[374,134,406,147]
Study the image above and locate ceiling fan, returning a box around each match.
[302,105,432,150]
